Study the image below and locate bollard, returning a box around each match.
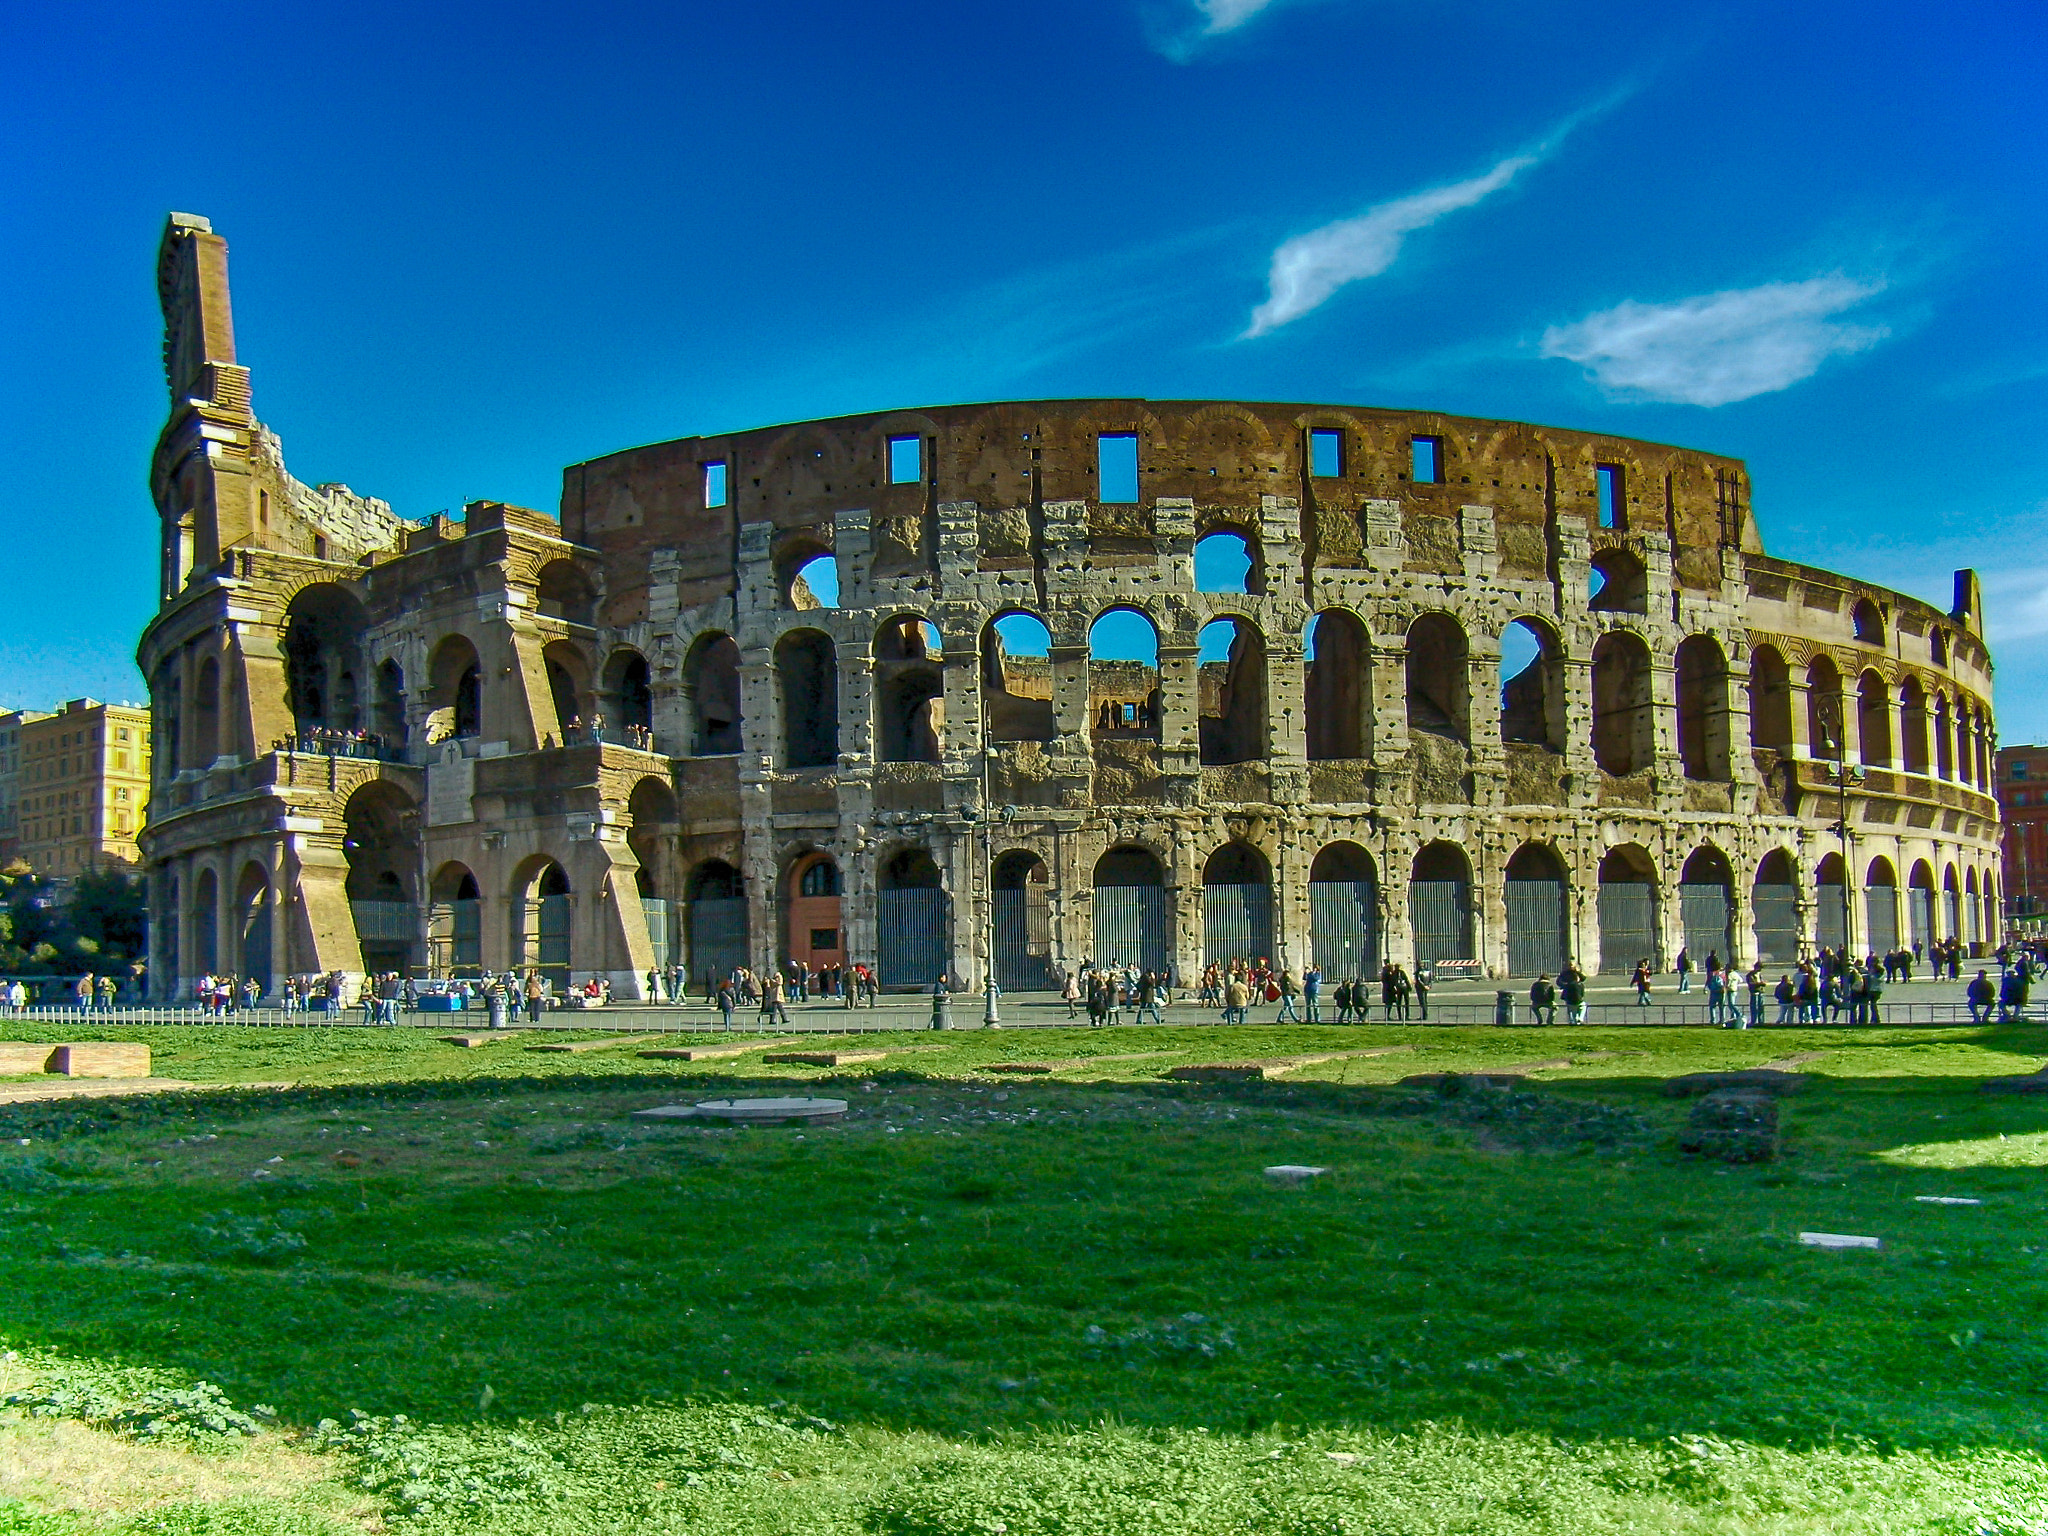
[931,986,953,1031]
[1494,990,1513,1026]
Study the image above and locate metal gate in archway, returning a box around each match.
[1408,880,1473,968]
[992,888,1053,991]
[878,888,949,988]
[240,892,273,994]
[537,894,571,985]
[1504,878,1567,976]
[1093,884,1169,974]
[1203,883,1273,967]
[1752,884,1801,964]
[1908,887,1934,949]
[689,897,749,986]
[1866,886,1900,954]
[1598,882,1657,973]
[1678,883,1733,965]
[1309,880,1378,977]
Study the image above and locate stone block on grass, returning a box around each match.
[49,1043,150,1078]
[0,1042,55,1074]
[1799,1231,1880,1250]
[1164,1064,1267,1083]
[760,1051,887,1067]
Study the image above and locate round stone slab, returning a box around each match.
[695,1097,848,1125]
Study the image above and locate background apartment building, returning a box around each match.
[1998,744,2045,926]
[3,700,151,877]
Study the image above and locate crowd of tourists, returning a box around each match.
[279,727,392,758]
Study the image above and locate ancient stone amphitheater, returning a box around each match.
[139,214,2002,1000]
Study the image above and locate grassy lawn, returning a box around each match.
[1,1020,2046,1532]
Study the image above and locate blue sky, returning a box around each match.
[4,0,2047,734]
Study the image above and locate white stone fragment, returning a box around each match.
[1914,1195,1982,1205]
[1264,1164,1327,1185]
[1799,1231,1881,1250]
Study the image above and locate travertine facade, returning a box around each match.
[137,214,2005,1000]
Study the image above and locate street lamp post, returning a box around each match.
[973,803,1016,1027]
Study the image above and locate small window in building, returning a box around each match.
[313,534,329,561]
[887,435,922,485]
[1097,433,1140,504]
[1596,464,1624,528]
[1309,429,1343,478]
[703,461,729,508]
[2015,761,2032,781]
[810,927,840,951]
[1411,436,1443,484]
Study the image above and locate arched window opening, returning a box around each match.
[1933,693,1953,779]
[1747,645,1793,755]
[628,779,679,970]
[192,868,218,975]
[1088,608,1161,738]
[1499,619,1564,751]
[1675,635,1732,781]
[1203,841,1273,968]
[1753,849,1801,965]
[1899,678,1930,774]
[373,660,407,746]
[1678,847,1734,969]
[1308,842,1379,977]
[776,630,840,768]
[1965,867,1982,944]
[686,859,748,987]
[282,584,369,736]
[428,635,482,742]
[543,643,590,743]
[875,616,944,764]
[1405,613,1469,743]
[1591,631,1654,775]
[1093,846,1168,975]
[429,862,483,974]
[1805,657,1845,759]
[194,657,222,766]
[1409,842,1474,968]
[1852,599,1884,646]
[1907,860,1937,952]
[1864,857,1900,956]
[991,850,1053,990]
[1930,629,1949,667]
[236,864,273,995]
[1504,843,1569,976]
[982,612,1056,743]
[683,633,743,755]
[1598,844,1660,974]
[604,650,655,740]
[344,781,421,975]
[1305,610,1369,760]
[535,561,597,625]
[783,549,840,611]
[1856,670,1892,768]
[1194,529,1261,595]
[788,852,845,973]
[1942,864,1962,942]
[877,848,947,988]
[1587,549,1648,614]
[1197,617,1267,766]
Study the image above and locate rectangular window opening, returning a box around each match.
[809,928,840,951]
[1411,436,1443,484]
[1596,464,1624,528]
[887,435,922,485]
[1097,433,1140,504]
[703,460,729,508]
[1309,429,1344,479]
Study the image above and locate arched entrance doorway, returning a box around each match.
[1908,861,1936,951]
[343,781,420,976]
[1815,853,1848,951]
[1203,842,1273,968]
[1408,842,1474,969]
[429,863,482,975]
[1679,847,1735,967]
[236,864,273,995]
[877,848,948,988]
[1752,850,1801,965]
[1504,843,1569,976]
[1308,843,1379,977]
[513,861,572,987]
[1598,845,1659,974]
[1093,847,1168,974]
[1866,858,1900,954]
[992,851,1053,990]
[787,853,845,975]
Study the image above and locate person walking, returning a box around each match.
[72,973,92,1016]
[716,977,736,1030]
[1705,964,1727,1026]
[1632,960,1653,1007]
[1275,969,1301,1023]
[761,969,789,1026]
[1062,970,1081,1019]
[1675,946,1693,993]
[1302,964,1322,1023]
[1558,965,1586,1025]
[1412,966,1429,1022]
[523,970,544,1024]
[1744,963,1765,1029]
[1135,971,1164,1026]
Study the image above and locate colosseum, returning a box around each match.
[136,213,2004,1002]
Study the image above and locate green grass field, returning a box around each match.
[2,1020,2046,1533]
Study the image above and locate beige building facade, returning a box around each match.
[4,701,151,877]
[136,213,2004,1002]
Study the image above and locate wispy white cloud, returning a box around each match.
[1194,0,1282,34]
[1243,153,1537,337]
[1540,276,1889,406]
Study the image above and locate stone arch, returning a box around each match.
[786,849,845,973]
[1678,845,1735,967]
[1806,655,1846,757]
[982,611,1056,743]
[1405,612,1469,743]
[1933,691,1954,779]
[1965,866,1982,943]
[875,615,944,763]
[1942,862,1962,941]
[1748,643,1793,754]
[193,866,219,975]
[344,779,420,974]
[1907,858,1937,951]
[542,639,593,742]
[1194,527,1262,595]
[1588,548,1649,614]
[775,629,839,768]
[1203,841,1273,966]
[429,860,483,974]
[1409,841,1475,968]
[1092,845,1169,975]
[1305,609,1369,759]
[1752,847,1801,964]
[626,776,679,901]
[1503,841,1569,976]
[1308,841,1379,978]
[1674,634,1732,781]
[235,861,273,994]
[1930,628,1950,667]
[1899,676,1930,774]
[1591,631,1655,775]
[428,634,483,741]
[1499,616,1565,751]
[1815,850,1850,950]
[1197,616,1267,765]
[991,848,1054,990]
[1856,668,1892,768]
[777,538,839,611]
[511,856,573,984]
[1599,843,1661,973]
[282,582,369,735]
[1088,607,1161,738]
[535,560,598,625]
[876,846,949,988]
[1863,856,1900,954]
[1852,598,1884,646]
[683,631,743,754]
[602,648,654,737]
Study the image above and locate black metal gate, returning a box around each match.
[1865,886,1899,954]
[878,887,949,989]
[1752,883,1800,964]
[1203,883,1273,967]
[1816,885,1847,950]
[1504,878,1567,976]
[688,897,749,987]
[1678,883,1733,966]
[1093,885,1168,974]
[1597,882,1657,974]
[1408,880,1473,968]
[1908,887,1933,950]
[992,888,1053,990]
[1309,879,1378,977]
